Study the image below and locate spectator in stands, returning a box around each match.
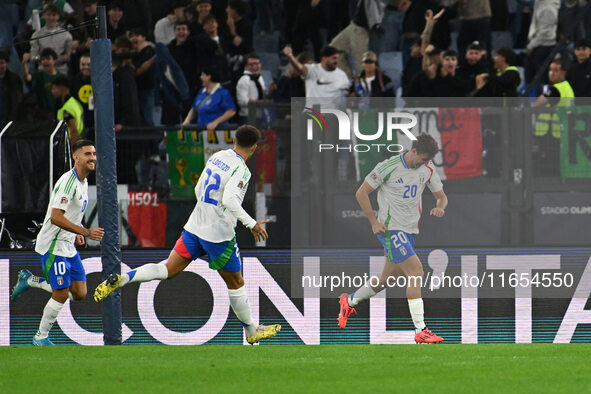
[224,0,253,57]
[182,66,237,130]
[284,0,323,61]
[70,53,94,137]
[29,4,72,75]
[154,1,187,45]
[567,39,591,99]
[0,51,23,126]
[282,45,350,100]
[51,76,84,145]
[433,49,464,97]
[195,15,229,83]
[130,28,156,125]
[475,47,521,97]
[169,21,199,94]
[119,0,153,34]
[191,0,213,36]
[401,37,423,97]
[329,0,390,78]
[406,45,442,98]
[273,51,312,103]
[236,53,267,122]
[21,48,64,119]
[453,0,492,65]
[349,51,394,97]
[457,41,490,96]
[533,59,575,176]
[558,0,586,44]
[525,0,560,84]
[184,4,201,37]
[74,0,98,55]
[107,1,127,40]
[112,35,142,184]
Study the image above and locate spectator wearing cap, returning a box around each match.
[329,0,390,78]
[452,0,492,66]
[236,53,269,122]
[224,0,253,57]
[0,51,23,126]
[154,1,187,45]
[525,0,560,85]
[21,47,65,119]
[130,28,156,125]
[29,4,73,75]
[107,2,127,40]
[195,15,229,83]
[475,47,520,98]
[567,39,591,99]
[194,0,213,35]
[350,51,394,97]
[457,41,490,96]
[282,45,350,100]
[51,75,84,145]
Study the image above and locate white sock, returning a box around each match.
[120,263,168,287]
[408,298,426,332]
[348,282,377,307]
[228,286,256,337]
[28,275,74,300]
[35,298,64,339]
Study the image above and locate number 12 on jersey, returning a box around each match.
[201,168,220,206]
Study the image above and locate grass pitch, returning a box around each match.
[1,344,590,393]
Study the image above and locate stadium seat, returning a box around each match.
[492,31,513,53]
[259,52,281,79]
[261,69,273,86]
[378,51,403,91]
[253,31,280,53]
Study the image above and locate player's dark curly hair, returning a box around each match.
[411,134,439,158]
[235,125,261,148]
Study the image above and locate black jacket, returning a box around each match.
[1,69,23,124]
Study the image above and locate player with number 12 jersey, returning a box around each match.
[93,125,281,345]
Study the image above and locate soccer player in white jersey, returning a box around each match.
[338,134,448,343]
[93,125,281,344]
[10,140,105,345]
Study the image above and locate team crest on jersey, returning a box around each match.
[57,277,63,285]
[399,246,407,256]
[237,181,244,189]
[60,197,69,204]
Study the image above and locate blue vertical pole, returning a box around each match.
[91,6,122,345]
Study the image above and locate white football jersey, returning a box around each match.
[35,169,88,257]
[365,153,443,234]
[184,149,257,242]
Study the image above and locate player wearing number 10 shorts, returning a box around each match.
[338,134,449,343]
[93,125,281,344]
[10,140,105,346]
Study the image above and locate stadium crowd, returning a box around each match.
[1,0,590,178]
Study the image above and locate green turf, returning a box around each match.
[1,344,590,393]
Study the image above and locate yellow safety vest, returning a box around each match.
[57,96,84,138]
[535,80,575,138]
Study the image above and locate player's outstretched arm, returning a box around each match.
[50,208,104,241]
[355,181,386,234]
[430,189,448,218]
